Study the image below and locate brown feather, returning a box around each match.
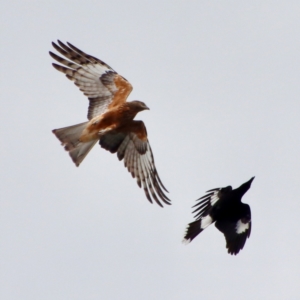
[108,75,133,108]
[50,41,170,206]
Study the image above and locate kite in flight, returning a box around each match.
[50,41,171,207]
[183,177,254,255]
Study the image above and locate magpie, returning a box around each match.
[183,177,254,255]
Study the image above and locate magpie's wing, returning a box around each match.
[192,186,232,220]
[215,204,251,255]
[183,186,233,243]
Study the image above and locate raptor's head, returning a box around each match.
[129,101,150,112]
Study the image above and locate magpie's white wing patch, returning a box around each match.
[215,204,251,255]
[200,215,213,229]
[210,191,220,206]
[192,188,221,220]
[236,219,250,234]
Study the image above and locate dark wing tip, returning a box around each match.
[66,41,76,49]
[206,188,220,193]
[143,188,153,204]
[57,40,66,48]
[52,63,60,70]
[156,201,163,208]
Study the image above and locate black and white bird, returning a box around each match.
[183,177,254,255]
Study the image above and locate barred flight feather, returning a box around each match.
[51,41,130,120]
[51,41,170,207]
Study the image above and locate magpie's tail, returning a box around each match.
[182,220,203,244]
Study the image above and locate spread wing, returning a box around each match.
[49,40,133,120]
[99,121,170,207]
[192,186,232,220]
[215,204,251,255]
[183,186,233,243]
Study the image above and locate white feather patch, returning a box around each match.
[236,220,249,234]
[210,191,220,206]
[200,215,213,229]
[182,238,191,245]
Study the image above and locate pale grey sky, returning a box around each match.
[1,1,300,299]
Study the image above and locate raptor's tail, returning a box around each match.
[52,122,97,166]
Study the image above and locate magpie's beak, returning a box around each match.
[248,176,255,183]
[239,176,255,194]
[247,177,255,185]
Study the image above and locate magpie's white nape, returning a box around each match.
[183,177,254,255]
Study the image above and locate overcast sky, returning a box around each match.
[1,1,300,299]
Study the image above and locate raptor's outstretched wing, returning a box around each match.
[49,41,133,120]
[99,121,170,207]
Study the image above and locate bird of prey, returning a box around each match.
[50,41,170,207]
[183,177,254,255]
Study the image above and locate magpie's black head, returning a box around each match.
[237,177,255,196]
